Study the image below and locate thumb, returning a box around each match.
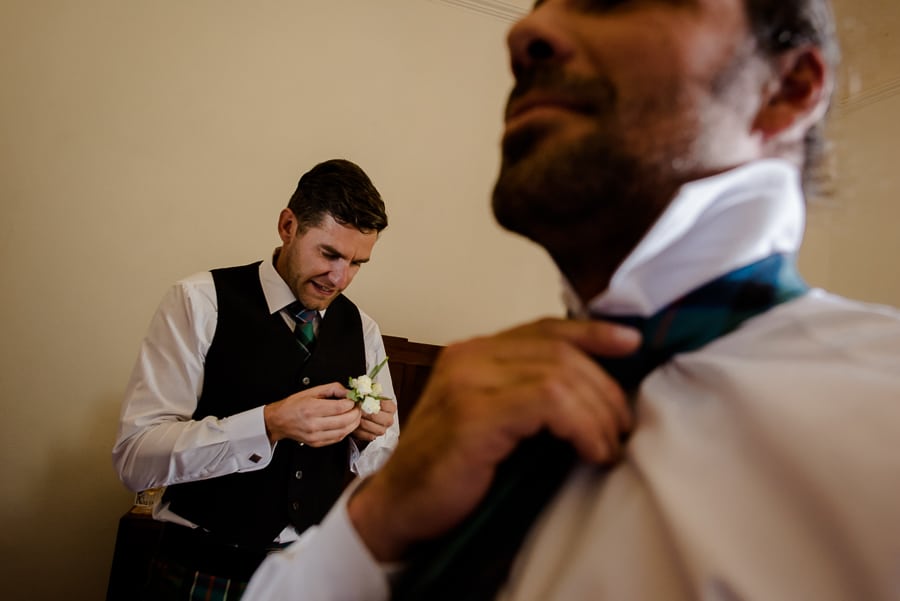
[310,381,350,399]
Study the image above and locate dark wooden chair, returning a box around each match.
[381,335,442,424]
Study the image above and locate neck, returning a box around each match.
[547,187,682,304]
[547,212,661,304]
[555,258,617,305]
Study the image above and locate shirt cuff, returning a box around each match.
[223,406,274,470]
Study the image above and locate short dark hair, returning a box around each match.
[287,159,388,234]
[744,0,840,196]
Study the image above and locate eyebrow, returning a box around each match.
[321,243,370,264]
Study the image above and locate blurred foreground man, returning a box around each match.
[246,1,900,600]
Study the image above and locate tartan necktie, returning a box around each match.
[391,253,808,601]
[286,302,319,361]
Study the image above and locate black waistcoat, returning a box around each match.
[162,261,366,548]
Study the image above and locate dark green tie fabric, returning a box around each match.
[391,253,808,601]
[286,302,319,362]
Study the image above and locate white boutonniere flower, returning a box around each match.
[347,356,391,415]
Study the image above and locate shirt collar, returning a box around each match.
[564,159,806,319]
[259,252,298,315]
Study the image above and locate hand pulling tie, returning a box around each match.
[391,253,808,601]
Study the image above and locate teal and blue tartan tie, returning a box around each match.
[391,253,808,601]
[286,302,319,361]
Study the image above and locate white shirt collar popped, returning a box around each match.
[564,159,806,319]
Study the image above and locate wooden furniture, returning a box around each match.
[382,335,442,423]
[106,334,442,601]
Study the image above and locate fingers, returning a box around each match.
[263,390,359,445]
[500,317,641,358]
[348,316,641,561]
[303,416,362,447]
[452,367,628,464]
[266,380,395,446]
[303,381,349,399]
[379,399,397,415]
[412,317,637,462]
[367,400,397,428]
[353,400,397,441]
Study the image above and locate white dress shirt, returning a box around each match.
[244,160,900,599]
[113,257,398,542]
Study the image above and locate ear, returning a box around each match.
[277,208,297,245]
[752,47,829,142]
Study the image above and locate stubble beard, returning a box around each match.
[491,106,677,287]
[491,44,760,295]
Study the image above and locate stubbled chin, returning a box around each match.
[503,118,594,167]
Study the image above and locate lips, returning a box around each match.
[503,68,615,128]
[506,93,593,125]
[311,281,336,296]
[505,94,593,123]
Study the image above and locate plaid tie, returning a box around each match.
[391,253,808,601]
[286,302,319,361]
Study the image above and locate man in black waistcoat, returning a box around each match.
[113,158,398,600]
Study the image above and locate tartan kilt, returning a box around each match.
[141,557,249,601]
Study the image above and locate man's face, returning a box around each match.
[493,0,767,279]
[275,210,377,311]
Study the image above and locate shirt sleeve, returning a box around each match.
[350,310,400,477]
[244,479,391,601]
[111,273,274,492]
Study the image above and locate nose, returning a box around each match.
[327,261,351,290]
[506,5,573,77]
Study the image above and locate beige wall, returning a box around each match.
[799,0,900,304]
[0,1,897,598]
